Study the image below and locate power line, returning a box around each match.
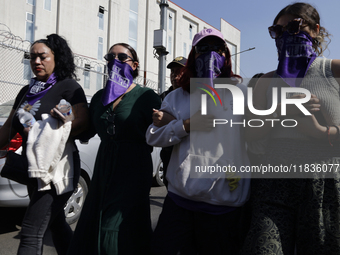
[232,47,256,78]
[231,47,255,56]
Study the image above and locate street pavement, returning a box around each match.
[0,186,167,255]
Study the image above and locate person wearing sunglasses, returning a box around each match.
[243,2,340,255]
[68,43,161,255]
[147,28,251,254]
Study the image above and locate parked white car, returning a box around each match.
[0,100,163,224]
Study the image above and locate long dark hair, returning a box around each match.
[178,41,242,93]
[32,34,77,81]
[273,2,331,56]
[108,43,140,78]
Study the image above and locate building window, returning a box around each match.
[96,66,103,90]
[27,0,35,6]
[44,0,51,11]
[98,37,103,60]
[128,0,138,50]
[169,13,173,31]
[229,43,237,73]
[189,24,193,40]
[128,38,137,50]
[168,36,172,55]
[25,13,34,42]
[23,59,32,80]
[183,42,187,58]
[84,64,91,89]
[99,13,104,30]
[84,71,90,89]
[130,0,138,12]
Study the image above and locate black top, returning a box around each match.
[12,78,87,149]
[159,86,174,101]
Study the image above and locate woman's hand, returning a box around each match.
[283,94,320,116]
[152,109,176,127]
[295,114,326,139]
[50,107,74,123]
[50,102,89,137]
[183,111,215,133]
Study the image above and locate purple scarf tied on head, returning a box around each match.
[276,31,317,87]
[101,59,134,106]
[195,51,225,82]
[26,73,58,105]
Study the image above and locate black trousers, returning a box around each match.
[151,195,249,255]
[17,151,80,255]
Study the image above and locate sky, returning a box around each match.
[170,0,340,80]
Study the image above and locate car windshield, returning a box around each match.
[0,100,15,119]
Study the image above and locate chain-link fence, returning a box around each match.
[0,23,32,105]
[0,23,159,107]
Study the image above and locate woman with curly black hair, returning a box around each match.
[0,33,89,254]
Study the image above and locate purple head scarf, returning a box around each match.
[26,72,58,105]
[101,59,134,106]
[195,51,225,83]
[276,31,317,87]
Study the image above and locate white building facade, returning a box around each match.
[0,0,241,99]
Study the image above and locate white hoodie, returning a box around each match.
[146,85,250,207]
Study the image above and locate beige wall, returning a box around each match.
[0,0,241,96]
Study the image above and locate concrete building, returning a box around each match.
[0,0,240,99]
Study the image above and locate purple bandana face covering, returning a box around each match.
[101,59,134,106]
[195,51,225,86]
[26,72,58,105]
[275,31,317,87]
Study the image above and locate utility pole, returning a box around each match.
[155,0,169,94]
[56,0,61,34]
[107,0,112,53]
